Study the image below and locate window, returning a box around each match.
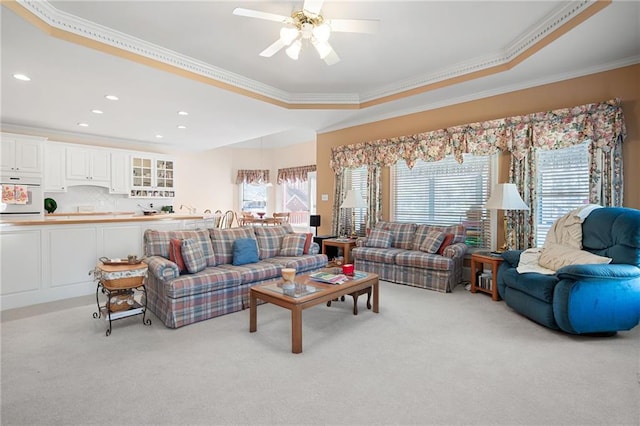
[535,142,590,246]
[240,182,267,213]
[342,167,367,236]
[392,154,494,249]
[281,172,316,226]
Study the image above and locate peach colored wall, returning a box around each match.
[316,65,640,236]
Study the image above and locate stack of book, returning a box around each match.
[477,271,493,290]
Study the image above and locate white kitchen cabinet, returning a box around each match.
[0,133,44,175]
[66,146,110,187]
[44,143,67,192]
[110,151,130,194]
[48,227,98,288]
[0,229,42,295]
[130,155,175,198]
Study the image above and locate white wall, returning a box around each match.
[168,140,316,216]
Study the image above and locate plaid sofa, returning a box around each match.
[351,221,468,293]
[143,224,327,328]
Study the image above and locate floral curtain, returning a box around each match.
[367,166,382,231]
[276,165,316,184]
[331,172,348,236]
[329,99,626,249]
[235,169,270,184]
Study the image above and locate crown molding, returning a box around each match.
[14,0,605,108]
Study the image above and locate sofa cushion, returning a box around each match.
[539,243,612,271]
[395,250,453,271]
[280,233,306,256]
[501,266,559,304]
[209,227,256,265]
[145,229,216,267]
[352,247,404,263]
[582,207,640,266]
[262,254,328,273]
[302,232,313,254]
[375,221,416,250]
[366,229,393,248]
[216,261,280,284]
[233,238,259,266]
[437,234,455,255]
[413,224,466,250]
[419,231,446,254]
[165,267,242,298]
[181,238,207,273]
[254,225,289,259]
[169,238,186,273]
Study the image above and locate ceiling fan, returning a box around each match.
[233,0,379,65]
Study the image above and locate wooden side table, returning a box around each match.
[470,252,504,301]
[322,238,358,264]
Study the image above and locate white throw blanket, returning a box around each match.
[543,204,602,250]
[516,204,603,274]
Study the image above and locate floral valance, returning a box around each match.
[235,169,270,184]
[277,165,316,184]
[330,98,626,172]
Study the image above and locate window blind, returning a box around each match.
[535,142,590,246]
[392,155,493,249]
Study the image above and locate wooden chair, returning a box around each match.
[273,212,290,224]
[236,211,254,226]
[219,210,235,229]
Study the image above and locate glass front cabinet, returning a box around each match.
[130,155,175,198]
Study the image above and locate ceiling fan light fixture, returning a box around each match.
[286,40,302,60]
[312,23,331,42]
[279,26,299,45]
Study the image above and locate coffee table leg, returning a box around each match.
[249,291,257,332]
[372,281,379,313]
[292,306,302,354]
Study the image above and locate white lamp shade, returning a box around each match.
[485,183,529,211]
[340,189,367,209]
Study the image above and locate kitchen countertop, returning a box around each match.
[0,213,205,226]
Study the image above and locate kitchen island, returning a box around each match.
[0,213,208,310]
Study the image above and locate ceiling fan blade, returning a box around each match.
[323,48,340,66]
[259,39,287,57]
[302,0,324,18]
[233,8,294,24]
[327,19,380,34]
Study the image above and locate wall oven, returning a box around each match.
[0,176,43,217]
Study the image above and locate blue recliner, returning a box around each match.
[497,207,640,335]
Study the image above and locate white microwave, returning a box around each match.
[0,176,43,216]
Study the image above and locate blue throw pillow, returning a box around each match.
[233,238,259,266]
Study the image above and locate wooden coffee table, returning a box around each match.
[249,271,379,354]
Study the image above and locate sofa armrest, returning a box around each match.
[442,242,467,259]
[356,237,367,247]
[308,242,320,255]
[501,250,524,268]
[556,264,640,281]
[144,256,179,280]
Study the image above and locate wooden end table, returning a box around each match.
[322,238,358,264]
[470,252,504,301]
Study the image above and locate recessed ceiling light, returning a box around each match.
[105,95,119,101]
[177,111,188,116]
[155,134,163,139]
[13,74,31,81]
[177,125,187,129]
[77,122,89,127]
[91,109,103,114]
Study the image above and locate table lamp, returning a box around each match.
[340,189,367,238]
[484,183,529,253]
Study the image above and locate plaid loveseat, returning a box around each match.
[351,221,468,293]
[143,224,327,328]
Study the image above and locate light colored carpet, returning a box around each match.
[1,281,639,425]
